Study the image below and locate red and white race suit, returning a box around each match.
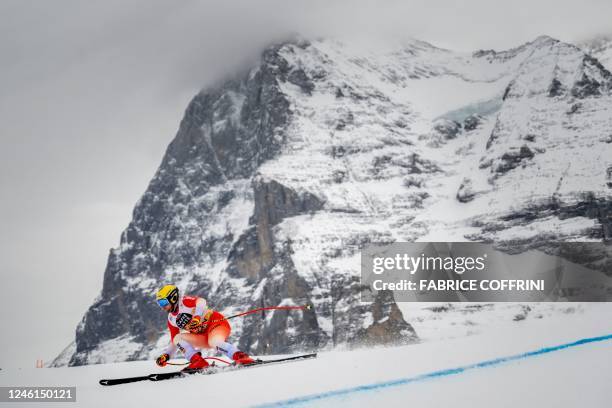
[162,295,237,360]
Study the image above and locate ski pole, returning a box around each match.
[166,356,232,366]
[207,304,312,324]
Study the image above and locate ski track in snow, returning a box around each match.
[259,333,612,407]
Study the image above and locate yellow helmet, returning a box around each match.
[156,285,179,308]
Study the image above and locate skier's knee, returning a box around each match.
[207,326,230,347]
[208,336,222,348]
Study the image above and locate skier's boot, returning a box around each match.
[184,352,209,370]
[232,351,255,365]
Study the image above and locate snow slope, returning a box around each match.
[5,303,612,407]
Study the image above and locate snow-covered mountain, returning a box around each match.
[57,35,612,366]
[581,35,612,71]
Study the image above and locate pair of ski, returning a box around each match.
[99,353,316,386]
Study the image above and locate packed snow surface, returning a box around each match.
[4,303,611,407]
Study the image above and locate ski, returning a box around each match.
[99,375,150,386]
[99,353,317,386]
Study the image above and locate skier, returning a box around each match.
[154,284,255,370]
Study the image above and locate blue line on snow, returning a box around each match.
[257,333,612,407]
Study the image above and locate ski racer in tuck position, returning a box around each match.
[154,284,255,370]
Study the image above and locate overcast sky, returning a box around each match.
[0,0,611,369]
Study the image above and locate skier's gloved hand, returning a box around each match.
[156,353,170,367]
[186,315,205,332]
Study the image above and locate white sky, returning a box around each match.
[0,0,611,369]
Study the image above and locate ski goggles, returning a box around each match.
[157,298,170,307]
[157,289,178,307]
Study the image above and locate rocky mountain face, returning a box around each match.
[580,35,612,72]
[57,35,612,366]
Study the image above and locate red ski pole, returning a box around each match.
[208,304,312,324]
[166,356,232,366]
